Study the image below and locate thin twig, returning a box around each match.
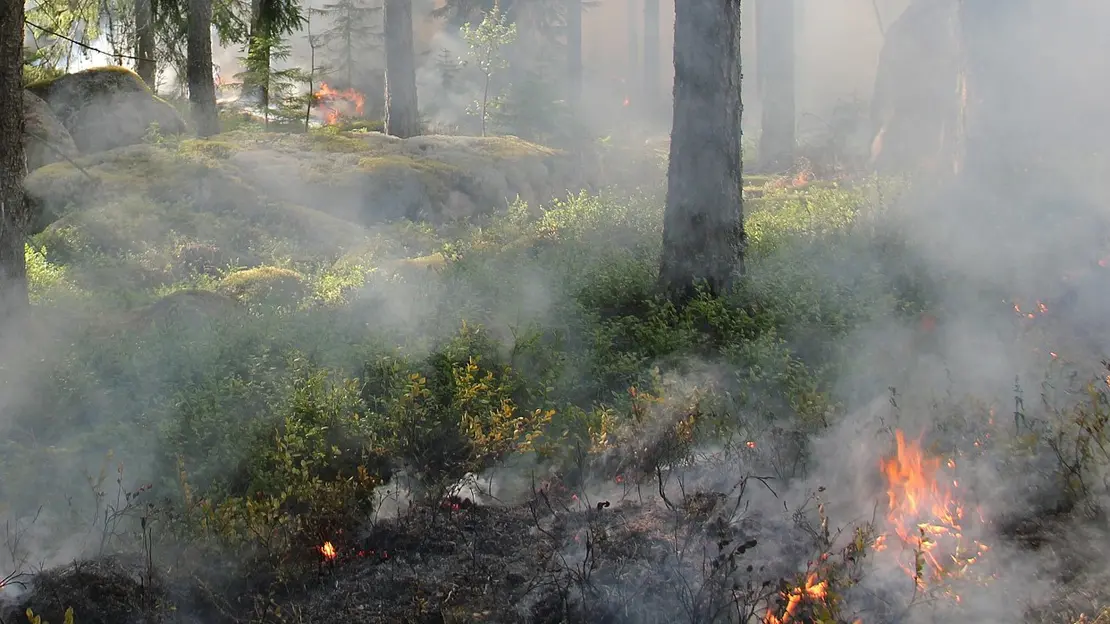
[25,19,156,64]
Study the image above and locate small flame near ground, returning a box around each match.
[314,83,365,125]
[318,541,337,561]
[763,430,990,623]
[877,430,989,595]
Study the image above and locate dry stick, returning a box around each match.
[24,19,156,64]
[871,0,885,37]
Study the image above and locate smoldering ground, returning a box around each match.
[8,2,1110,624]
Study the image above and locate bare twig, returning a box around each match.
[24,19,157,64]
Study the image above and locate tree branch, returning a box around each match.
[24,19,156,64]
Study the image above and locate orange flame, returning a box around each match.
[319,541,337,560]
[763,572,829,624]
[314,82,365,125]
[878,431,988,592]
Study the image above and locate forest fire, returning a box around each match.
[314,82,365,125]
[318,541,337,561]
[876,430,989,595]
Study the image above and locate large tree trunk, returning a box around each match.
[0,0,29,320]
[383,0,420,138]
[134,0,157,88]
[642,0,659,113]
[658,0,745,299]
[187,0,220,137]
[755,0,794,172]
[566,0,582,105]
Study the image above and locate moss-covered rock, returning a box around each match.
[218,266,309,305]
[23,90,79,172]
[219,130,591,224]
[26,66,187,154]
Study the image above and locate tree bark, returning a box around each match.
[0,0,29,320]
[658,0,745,300]
[755,0,794,172]
[642,0,659,114]
[187,0,220,137]
[383,0,420,138]
[135,0,157,88]
[566,0,582,105]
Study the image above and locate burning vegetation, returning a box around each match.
[313,82,366,125]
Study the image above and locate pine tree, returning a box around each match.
[315,0,381,90]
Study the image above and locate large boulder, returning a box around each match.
[218,130,591,224]
[22,90,79,172]
[25,66,187,154]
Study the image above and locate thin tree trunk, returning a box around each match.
[756,0,794,172]
[187,0,220,137]
[383,0,420,138]
[135,0,157,88]
[658,0,745,299]
[626,0,638,102]
[566,0,582,106]
[0,0,30,320]
[642,0,659,113]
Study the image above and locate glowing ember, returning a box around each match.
[623,96,630,107]
[314,82,365,125]
[319,541,337,560]
[1013,299,1048,320]
[877,430,989,594]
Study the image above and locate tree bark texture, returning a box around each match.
[642,0,659,112]
[658,0,745,300]
[566,0,582,105]
[187,0,220,137]
[0,0,30,320]
[135,0,157,88]
[755,0,794,172]
[384,0,420,138]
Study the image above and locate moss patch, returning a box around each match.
[219,266,309,305]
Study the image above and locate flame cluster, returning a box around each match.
[314,82,365,125]
[764,572,830,624]
[876,430,989,593]
[762,429,991,623]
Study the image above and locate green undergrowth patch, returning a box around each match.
[5,175,926,586]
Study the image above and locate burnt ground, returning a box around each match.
[1,485,795,624]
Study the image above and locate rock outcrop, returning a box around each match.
[26,66,187,154]
[23,90,80,172]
